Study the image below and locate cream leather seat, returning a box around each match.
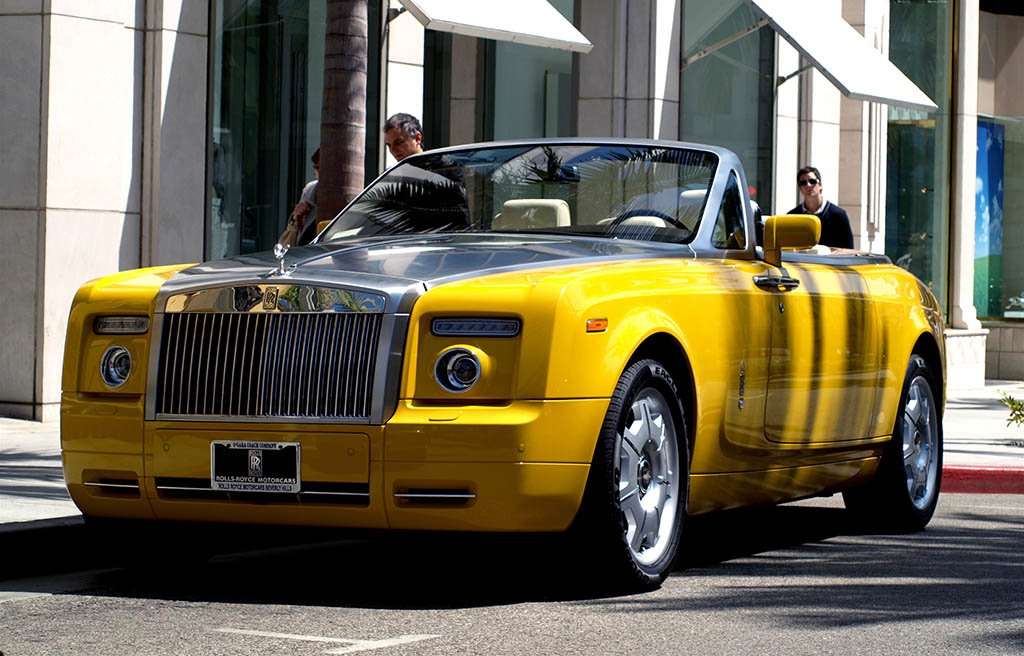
[493,199,571,230]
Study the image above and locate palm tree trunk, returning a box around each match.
[319,0,368,221]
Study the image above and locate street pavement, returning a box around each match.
[1,380,1023,530]
[1,385,1022,655]
[0,493,1020,655]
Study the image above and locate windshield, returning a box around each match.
[319,144,718,244]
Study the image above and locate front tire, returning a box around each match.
[843,353,942,531]
[573,359,689,590]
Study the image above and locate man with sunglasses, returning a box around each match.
[788,165,853,249]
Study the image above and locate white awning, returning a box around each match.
[748,0,937,112]
[397,0,593,54]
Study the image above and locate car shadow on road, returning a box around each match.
[3,500,1021,627]
[586,502,1024,651]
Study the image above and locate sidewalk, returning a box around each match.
[2,381,1023,530]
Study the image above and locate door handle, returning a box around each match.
[753,274,800,292]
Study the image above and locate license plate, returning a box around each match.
[211,441,300,493]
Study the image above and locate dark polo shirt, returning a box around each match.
[788,201,854,249]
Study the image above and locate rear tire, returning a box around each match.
[572,359,689,591]
[843,354,942,531]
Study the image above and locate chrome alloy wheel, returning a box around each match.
[903,375,939,511]
[615,387,680,566]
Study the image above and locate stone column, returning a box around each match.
[773,39,801,214]
[950,0,982,332]
[576,0,628,137]
[0,1,208,420]
[1,3,146,420]
[141,0,209,268]
[650,0,681,140]
[796,0,843,207]
[0,3,48,419]
[577,0,678,140]
[945,0,988,390]
[448,35,479,146]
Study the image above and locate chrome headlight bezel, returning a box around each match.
[99,345,133,388]
[434,347,482,393]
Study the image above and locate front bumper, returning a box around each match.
[61,395,606,532]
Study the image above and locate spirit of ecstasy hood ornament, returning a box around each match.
[272,242,290,276]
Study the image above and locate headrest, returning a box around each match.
[493,199,571,230]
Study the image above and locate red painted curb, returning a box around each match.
[943,466,1024,494]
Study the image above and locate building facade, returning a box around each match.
[1,0,1020,420]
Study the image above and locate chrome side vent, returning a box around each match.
[82,478,141,497]
[393,488,477,507]
[155,312,383,420]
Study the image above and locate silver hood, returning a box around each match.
[158,233,689,314]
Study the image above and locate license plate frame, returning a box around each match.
[210,440,301,493]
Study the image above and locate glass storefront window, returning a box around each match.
[679,0,775,211]
[208,0,381,259]
[482,0,575,140]
[975,11,1024,320]
[886,0,953,306]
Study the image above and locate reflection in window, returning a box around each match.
[207,0,381,259]
[680,0,774,211]
[886,0,952,307]
[974,11,1024,320]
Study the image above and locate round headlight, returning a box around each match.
[434,348,481,393]
[100,346,132,388]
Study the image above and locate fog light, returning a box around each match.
[435,348,481,393]
[100,346,132,388]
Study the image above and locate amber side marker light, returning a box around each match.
[586,318,608,333]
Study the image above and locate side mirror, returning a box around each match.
[762,214,820,267]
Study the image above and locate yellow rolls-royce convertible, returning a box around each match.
[62,140,944,588]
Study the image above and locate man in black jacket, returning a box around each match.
[788,166,854,249]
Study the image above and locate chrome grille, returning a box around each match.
[155,312,383,419]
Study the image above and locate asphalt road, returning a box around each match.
[1,493,1021,656]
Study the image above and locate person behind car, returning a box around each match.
[278,148,320,247]
[384,113,424,162]
[788,165,853,249]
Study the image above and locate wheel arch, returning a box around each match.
[911,331,945,415]
[626,332,697,458]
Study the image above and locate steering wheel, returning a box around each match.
[607,208,690,231]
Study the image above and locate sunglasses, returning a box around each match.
[798,178,820,187]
